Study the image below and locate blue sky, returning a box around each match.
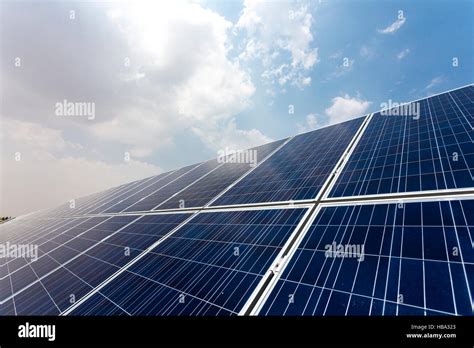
[1,0,473,215]
[220,0,473,142]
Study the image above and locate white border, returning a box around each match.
[325,187,474,202]
[321,113,374,200]
[241,205,321,316]
[320,192,474,207]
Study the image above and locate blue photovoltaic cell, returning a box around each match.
[121,160,222,213]
[0,216,137,310]
[158,139,286,210]
[68,292,129,316]
[0,217,108,277]
[82,171,176,215]
[44,175,157,218]
[99,165,199,214]
[87,170,178,214]
[69,208,307,316]
[72,213,191,258]
[1,216,134,287]
[3,214,190,314]
[35,185,122,218]
[0,299,16,316]
[330,85,474,197]
[211,117,365,206]
[0,217,70,247]
[260,200,474,316]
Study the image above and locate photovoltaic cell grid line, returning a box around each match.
[0,218,82,282]
[329,86,474,197]
[0,217,66,246]
[69,208,308,316]
[87,169,180,215]
[81,174,170,213]
[158,139,287,210]
[33,185,121,219]
[120,161,223,213]
[211,117,365,206]
[42,174,156,218]
[0,216,135,303]
[74,168,174,215]
[0,214,191,315]
[0,217,108,278]
[100,164,200,214]
[259,200,474,316]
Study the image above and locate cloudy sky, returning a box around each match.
[1,0,473,216]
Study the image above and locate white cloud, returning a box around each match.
[397,48,410,60]
[1,119,162,216]
[360,45,376,59]
[94,1,257,156]
[0,1,270,215]
[329,50,343,60]
[297,113,320,133]
[425,76,444,90]
[2,1,261,159]
[236,0,318,89]
[192,118,272,153]
[6,119,83,154]
[327,58,354,80]
[90,107,175,158]
[176,61,255,123]
[378,17,406,34]
[325,95,371,124]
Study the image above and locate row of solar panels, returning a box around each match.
[28,85,474,218]
[0,85,472,316]
[0,198,472,315]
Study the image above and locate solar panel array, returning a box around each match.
[1,85,473,316]
[259,200,473,316]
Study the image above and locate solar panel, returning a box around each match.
[120,160,223,213]
[73,171,179,216]
[35,185,122,219]
[328,86,474,198]
[0,217,108,277]
[86,170,180,215]
[259,199,473,316]
[46,175,159,218]
[1,85,473,318]
[211,117,365,206]
[66,208,308,315]
[157,139,287,210]
[1,213,191,315]
[0,299,16,316]
[98,165,199,214]
[1,217,136,300]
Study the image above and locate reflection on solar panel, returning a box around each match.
[1,84,473,316]
[212,117,365,206]
[258,200,473,316]
[158,139,287,210]
[122,161,222,212]
[100,165,197,214]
